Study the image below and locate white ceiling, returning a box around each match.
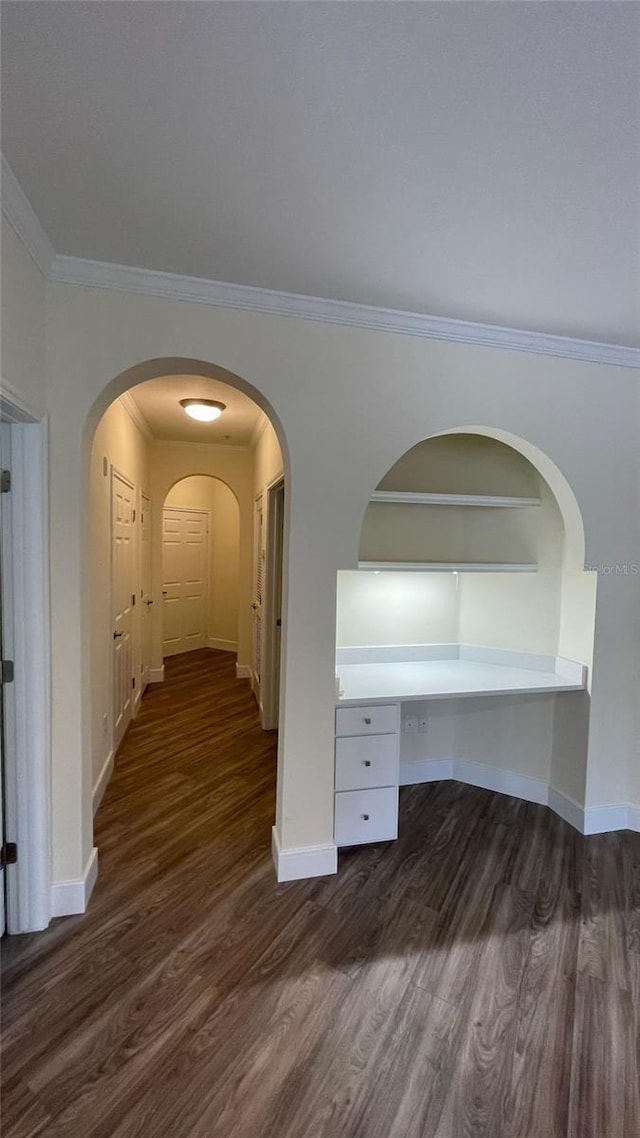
[2,2,639,346]
[127,375,263,446]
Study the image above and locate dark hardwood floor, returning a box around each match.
[2,648,639,1137]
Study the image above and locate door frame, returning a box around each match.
[250,492,264,706]
[262,476,285,731]
[0,396,51,933]
[140,491,152,694]
[161,506,210,657]
[110,467,136,752]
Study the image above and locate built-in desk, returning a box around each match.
[333,645,587,848]
[336,644,585,705]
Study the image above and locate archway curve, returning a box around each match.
[364,423,586,573]
[162,471,241,510]
[81,356,290,480]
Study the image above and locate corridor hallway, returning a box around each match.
[2,651,639,1137]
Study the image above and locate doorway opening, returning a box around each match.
[86,362,288,864]
[162,476,240,660]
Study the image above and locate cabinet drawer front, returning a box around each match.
[335,734,399,791]
[335,703,399,738]
[334,787,399,847]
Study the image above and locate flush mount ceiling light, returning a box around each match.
[179,398,226,422]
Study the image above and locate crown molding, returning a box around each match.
[1,155,55,277]
[48,254,640,369]
[3,153,637,369]
[118,392,154,444]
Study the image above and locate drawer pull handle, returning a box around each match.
[363,717,372,725]
[362,813,370,821]
[363,760,371,767]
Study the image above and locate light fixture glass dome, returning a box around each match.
[179,398,226,423]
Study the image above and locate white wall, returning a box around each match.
[454,693,556,783]
[337,571,457,647]
[164,475,240,650]
[457,481,565,656]
[33,269,640,887]
[89,398,150,792]
[1,216,46,417]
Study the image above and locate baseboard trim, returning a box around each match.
[149,666,165,683]
[235,662,251,680]
[401,758,640,836]
[401,757,547,806]
[51,847,99,917]
[271,826,337,882]
[92,750,114,816]
[583,802,633,835]
[627,804,640,832]
[399,758,453,786]
[456,758,549,806]
[547,787,584,833]
[207,638,237,653]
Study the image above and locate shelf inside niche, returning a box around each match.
[357,561,538,573]
[369,491,541,508]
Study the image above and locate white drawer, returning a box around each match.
[335,703,399,738]
[335,733,399,791]
[334,786,399,847]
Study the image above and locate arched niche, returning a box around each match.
[339,427,596,679]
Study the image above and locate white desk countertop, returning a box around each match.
[335,645,586,706]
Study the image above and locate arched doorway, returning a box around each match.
[84,358,288,885]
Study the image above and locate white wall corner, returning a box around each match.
[92,750,114,817]
[271,826,337,883]
[149,665,165,683]
[547,787,585,833]
[118,391,154,444]
[51,847,99,918]
[249,411,270,449]
[235,662,251,680]
[1,153,56,276]
[583,803,633,835]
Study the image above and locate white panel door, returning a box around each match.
[162,509,208,657]
[140,493,152,691]
[112,471,135,752]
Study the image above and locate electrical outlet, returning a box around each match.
[418,716,428,734]
[404,716,418,735]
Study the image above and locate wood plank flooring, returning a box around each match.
[2,648,639,1137]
